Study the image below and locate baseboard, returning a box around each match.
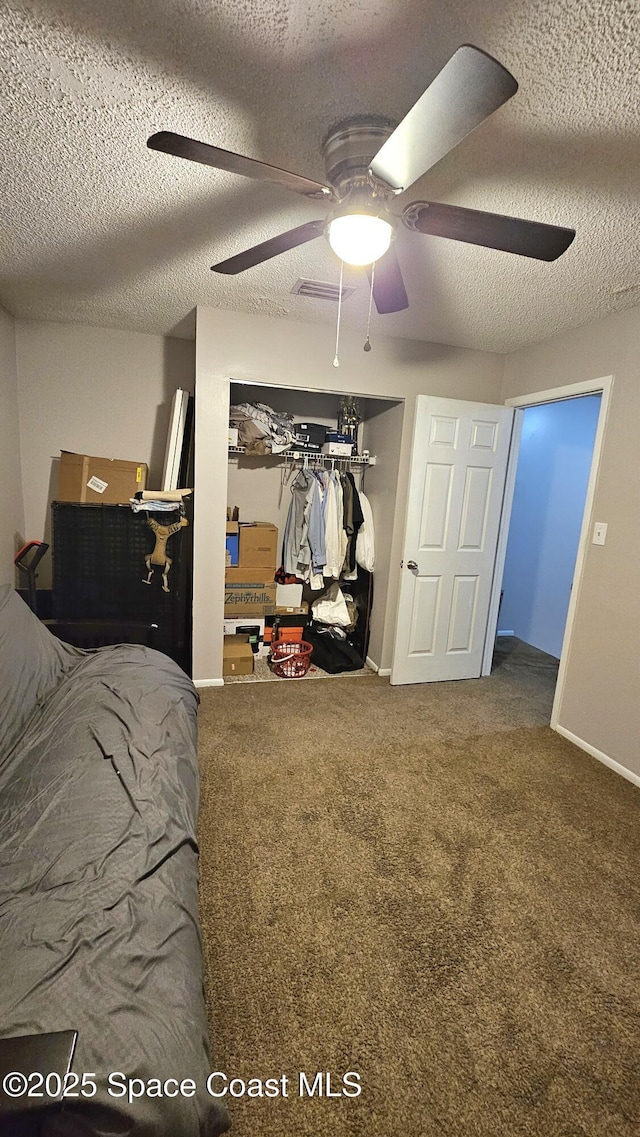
[555,724,640,790]
[376,667,391,677]
[497,629,515,637]
[365,655,379,672]
[194,678,224,688]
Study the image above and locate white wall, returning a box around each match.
[502,303,640,780]
[0,306,24,584]
[194,306,503,683]
[500,396,601,658]
[15,319,195,584]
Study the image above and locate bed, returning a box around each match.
[0,584,230,1136]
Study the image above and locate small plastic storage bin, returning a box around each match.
[269,639,313,679]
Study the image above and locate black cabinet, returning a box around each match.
[50,502,192,672]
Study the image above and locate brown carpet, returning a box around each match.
[197,639,640,1137]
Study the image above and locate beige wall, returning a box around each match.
[0,306,24,585]
[194,306,503,683]
[360,398,405,668]
[502,304,640,779]
[15,319,195,583]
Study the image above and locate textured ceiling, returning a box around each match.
[1,0,639,353]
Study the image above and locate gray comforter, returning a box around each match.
[0,586,230,1136]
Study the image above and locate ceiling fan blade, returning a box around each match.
[211,220,325,274]
[367,246,409,313]
[403,200,575,261]
[369,44,518,193]
[148,131,334,200]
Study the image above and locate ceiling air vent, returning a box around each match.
[291,278,355,302]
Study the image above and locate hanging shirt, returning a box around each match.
[283,469,312,576]
[333,472,347,575]
[340,473,353,576]
[323,473,342,580]
[341,471,365,576]
[356,490,375,572]
[283,468,326,586]
[308,474,326,576]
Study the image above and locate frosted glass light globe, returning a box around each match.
[328,213,393,266]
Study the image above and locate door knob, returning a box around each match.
[407,560,418,571]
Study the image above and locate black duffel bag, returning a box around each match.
[306,622,364,674]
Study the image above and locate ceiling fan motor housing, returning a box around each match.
[321,115,398,199]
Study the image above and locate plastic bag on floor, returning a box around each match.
[311,584,352,628]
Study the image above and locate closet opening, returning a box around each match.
[224,380,404,683]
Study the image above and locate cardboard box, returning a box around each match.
[239,523,278,569]
[225,568,276,584]
[225,521,239,567]
[224,586,276,617]
[224,568,277,616]
[223,635,254,676]
[223,617,266,656]
[58,451,148,504]
[322,441,353,457]
[276,582,303,608]
[223,616,265,636]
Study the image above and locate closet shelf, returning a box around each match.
[228,446,376,465]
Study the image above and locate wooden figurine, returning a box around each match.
[143,516,189,593]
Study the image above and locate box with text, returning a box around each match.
[58,451,148,504]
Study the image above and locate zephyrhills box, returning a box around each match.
[224,568,276,616]
[58,451,147,503]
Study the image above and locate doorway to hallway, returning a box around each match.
[495,394,602,670]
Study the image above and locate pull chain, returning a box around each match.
[333,259,344,367]
[363,261,375,352]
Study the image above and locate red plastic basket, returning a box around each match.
[269,638,313,679]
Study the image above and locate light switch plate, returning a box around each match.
[593,521,607,545]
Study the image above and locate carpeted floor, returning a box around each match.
[197,638,640,1137]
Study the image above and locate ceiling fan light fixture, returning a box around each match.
[327,213,394,266]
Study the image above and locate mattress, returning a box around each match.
[0,586,229,1136]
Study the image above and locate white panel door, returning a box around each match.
[391,396,514,685]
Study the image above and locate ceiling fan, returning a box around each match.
[148,44,575,315]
